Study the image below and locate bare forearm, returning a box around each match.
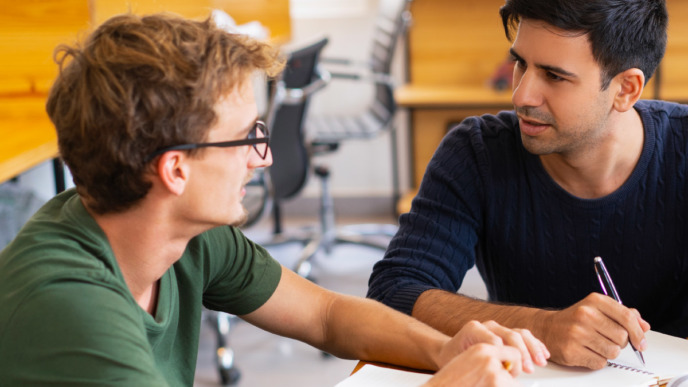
[321,294,449,371]
[412,289,553,341]
[244,268,447,370]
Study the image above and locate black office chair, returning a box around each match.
[273,0,413,279]
[267,38,331,224]
[207,37,330,386]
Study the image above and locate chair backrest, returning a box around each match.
[368,0,413,129]
[371,0,413,75]
[266,37,329,201]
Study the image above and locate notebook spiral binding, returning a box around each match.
[607,361,654,375]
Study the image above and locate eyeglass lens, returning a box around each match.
[250,121,270,159]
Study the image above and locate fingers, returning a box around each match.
[631,308,651,350]
[545,293,649,369]
[472,343,522,379]
[459,320,505,348]
[426,344,522,387]
[453,320,549,374]
[481,320,549,373]
[593,294,649,353]
[516,328,550,367]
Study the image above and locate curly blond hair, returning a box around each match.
[46,13,284,213]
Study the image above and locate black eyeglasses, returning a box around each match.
[146,120,270,162]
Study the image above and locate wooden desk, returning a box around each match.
[351,360,432,376]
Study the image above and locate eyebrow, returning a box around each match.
[238,116,259,137]
[509,48,578,79]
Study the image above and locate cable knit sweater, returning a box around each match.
[368,99,688,338]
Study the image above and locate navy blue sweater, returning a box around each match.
[368,100,688,338]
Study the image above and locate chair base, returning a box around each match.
[205,311,242,386]
[262,223,396,279]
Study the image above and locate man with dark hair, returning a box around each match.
[367,0,680,370]
[0,13,548,386]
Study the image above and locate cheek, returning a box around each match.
[512,66,524,88]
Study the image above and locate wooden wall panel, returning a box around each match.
[0,0,90,95]
[408,0,511,86]
[92,0,290,42]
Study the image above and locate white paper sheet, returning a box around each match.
[335,331,688,387]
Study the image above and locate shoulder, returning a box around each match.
[445,110,519,140]
[441,111,521,156]
[433,110,523,171]
[192,226,282,315]
[634,100,688,150]
[188,226,272,270]
[635,99,688,121]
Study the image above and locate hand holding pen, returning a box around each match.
[594,256,646,366]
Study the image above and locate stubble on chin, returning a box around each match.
[229,172,255,227]
[229,206,249,227]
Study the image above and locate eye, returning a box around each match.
[546,71,565,82]
[510,55,526,70]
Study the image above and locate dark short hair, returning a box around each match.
[500,0,667,89]
[46,13,284,214]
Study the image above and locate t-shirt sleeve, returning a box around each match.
[200,226,282,315]
[0,281,168,386]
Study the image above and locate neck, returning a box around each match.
[85,197,198,314]
[539,108,644,199]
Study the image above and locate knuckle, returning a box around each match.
[515,327,533,337]
[608,345,621,359]
[571,305,595,321]
[588,292,604,302]
[472,342,494,355]
[586,357,608,370]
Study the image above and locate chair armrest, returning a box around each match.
[327,68,396,88]
[278,66,332,105]
[321,56,371,68]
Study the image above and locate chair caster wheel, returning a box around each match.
[219,367,241,386]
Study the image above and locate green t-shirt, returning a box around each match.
[0,189,282,386]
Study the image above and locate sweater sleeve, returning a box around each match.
[367,116,489,315]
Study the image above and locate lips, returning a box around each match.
[519,116,550,136]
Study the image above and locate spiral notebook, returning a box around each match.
[517,330,688,387]
[335,330,688,387]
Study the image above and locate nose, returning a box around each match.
[248,146,272,169]
[511,68,543,108]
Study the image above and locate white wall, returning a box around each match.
[12,0,411,205]
[12,161,73,203]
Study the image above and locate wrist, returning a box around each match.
[529,307,555,346]
[427,334,452,371]
[402,319,452,371]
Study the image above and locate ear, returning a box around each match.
[612,68,645,112]
[155,152,190,196]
